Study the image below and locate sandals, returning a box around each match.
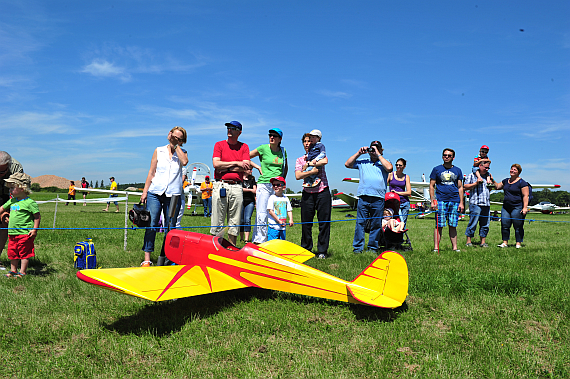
[5,271,24,278]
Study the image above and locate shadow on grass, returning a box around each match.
[105,287,408,336]
[0,257,55,277]
[28,258,56,277]
[349,300,408,322]
[105,287,276,336]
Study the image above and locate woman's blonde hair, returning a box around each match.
[170,126,187,145]
[511,163,522,174]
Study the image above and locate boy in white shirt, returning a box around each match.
[267,176,294,241]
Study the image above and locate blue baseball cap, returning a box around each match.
[268,128,283,138]
[225,121,243,130]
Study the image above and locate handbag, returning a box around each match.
[129,202,151,227]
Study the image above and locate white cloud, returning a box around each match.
[81,60,130,81]
[0,111,75,134]
[79,44,206,81]
[315,90,352,99]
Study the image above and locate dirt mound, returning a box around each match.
[32,175,72,189]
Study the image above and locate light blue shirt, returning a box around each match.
[354,158,390,198]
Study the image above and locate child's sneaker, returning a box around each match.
[310,178,321,187]
[140,261,153,267]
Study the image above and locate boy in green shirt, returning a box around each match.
[0,173,40,277]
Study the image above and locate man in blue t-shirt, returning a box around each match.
[345,141,393,253]
[429,148,464,253]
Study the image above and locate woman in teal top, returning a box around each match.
[249,128,288,244]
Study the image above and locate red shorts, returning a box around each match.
[7,234,35,260]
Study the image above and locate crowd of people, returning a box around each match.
[428,146,530,252]
[0,135,536,271]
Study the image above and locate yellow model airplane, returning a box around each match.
[77,230,408,308]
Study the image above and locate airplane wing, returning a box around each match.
[344,178,560,194]
[335,192,358,209]
[77,239,314,302]
[343,178,431,188]
[257,239,314,263]
[409,181,430,188]
[532,184,561,189]
[77,265,248,302]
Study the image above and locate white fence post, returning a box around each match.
[53,194,59,229]
[124,192,129,251]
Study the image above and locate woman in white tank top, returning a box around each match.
[140,126,189,267]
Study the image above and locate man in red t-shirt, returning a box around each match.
[211,121,250,245]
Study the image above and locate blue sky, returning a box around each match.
[1,1,568,193]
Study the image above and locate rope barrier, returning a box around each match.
[1,210,568,232]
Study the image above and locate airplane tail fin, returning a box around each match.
[347,251,408,308]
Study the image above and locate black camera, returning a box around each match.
[367,147,375,153]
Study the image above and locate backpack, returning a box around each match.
[74,238,97,269]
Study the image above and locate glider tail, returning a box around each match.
[347,251,409,308]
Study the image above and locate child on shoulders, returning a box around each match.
[302,129,326,188]
[473,145,492,184]
[0,173,40,278]
[267,176,293,241]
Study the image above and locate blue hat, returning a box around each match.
[225,121,242,130]
[268,128,283,138]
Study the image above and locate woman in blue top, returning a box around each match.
[492,164,529,249]
[249,128,288,244]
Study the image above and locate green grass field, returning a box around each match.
[1,193,568,378]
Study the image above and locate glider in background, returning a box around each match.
[339,175,432,210]
[528,201,570,214]
[77,230,409,309]
[341,177,561,214]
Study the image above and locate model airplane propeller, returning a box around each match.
[77,230,409,309]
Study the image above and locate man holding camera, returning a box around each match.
[211,121,251,245]
[345,141,393,253]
